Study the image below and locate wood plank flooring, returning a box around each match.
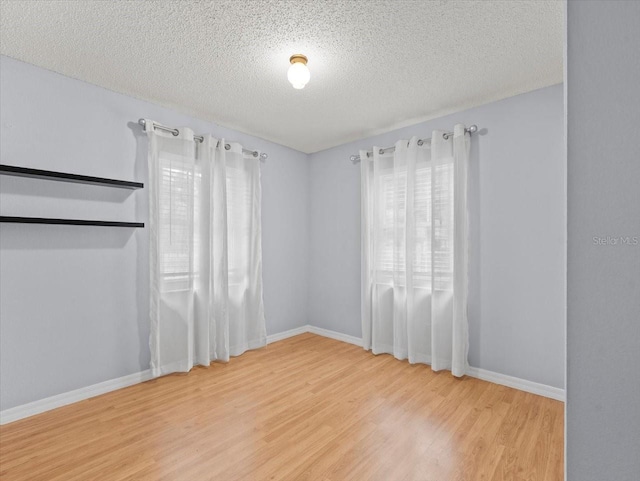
[0,333,564,480]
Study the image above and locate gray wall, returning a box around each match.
[0,55,567,412]
[0,56,309,410]
[308,84,566,389]
[566,1,640,480]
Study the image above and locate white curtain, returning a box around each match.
[145,120,266,377]
[361,124,470,377]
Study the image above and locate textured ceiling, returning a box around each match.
[0,0,563,153]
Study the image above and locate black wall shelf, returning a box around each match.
[0,164,144,189]
[0,216,144,228]
[0,164,144,228]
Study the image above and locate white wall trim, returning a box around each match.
[466,366,565,401]
[0,369,154,425]
[0,324,310,425]
[306,326,566,402]
[266,325,309,344]
[1,323,564,425]
[306,325,363,347]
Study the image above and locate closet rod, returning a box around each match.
[349,125,478,163]
[137,119,268,161]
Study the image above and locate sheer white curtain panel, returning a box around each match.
[145,120,266,377]
[361,124,470,377]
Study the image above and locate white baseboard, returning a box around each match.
[306,325,363,347]
[0,325,309,425]
[0,369,153,425]
[304,326,566,402]
[266,325,309,344]
[466,366,565,401]
[1,323,564,425]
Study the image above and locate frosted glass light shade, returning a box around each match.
[287,62,310,89]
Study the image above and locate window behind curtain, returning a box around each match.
[158,152,195,292]
[157,153,251,291]
[375,163,454,288]
[226,165,251,287]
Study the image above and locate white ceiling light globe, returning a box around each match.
[288,55,310,89]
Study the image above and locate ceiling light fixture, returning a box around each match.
[287,54,310,90]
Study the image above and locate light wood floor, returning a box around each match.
[0,333,563,481]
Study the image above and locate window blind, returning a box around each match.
[158,154,195,291]
[376,163,454,285]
